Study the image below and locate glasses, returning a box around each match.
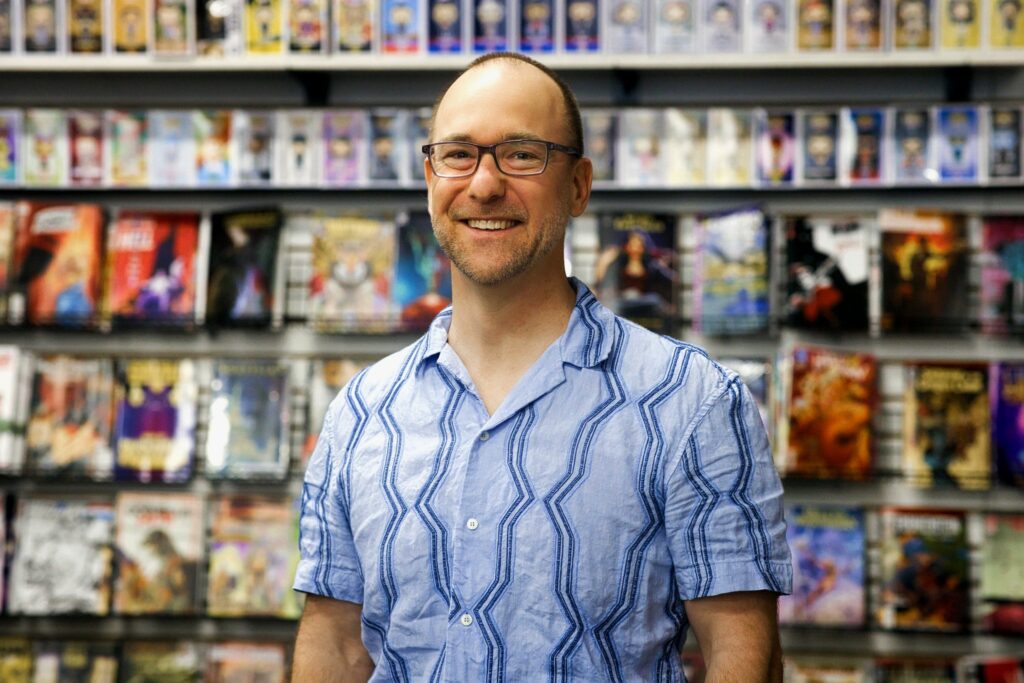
[422,139,582,178]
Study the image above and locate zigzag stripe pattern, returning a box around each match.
[682,430,722,599]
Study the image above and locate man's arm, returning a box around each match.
[684,590,783,683]
[292,595,374,682]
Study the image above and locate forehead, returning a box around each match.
[434,62,568,144]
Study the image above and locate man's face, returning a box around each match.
[426,62,591,287]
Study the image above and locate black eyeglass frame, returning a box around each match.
[421,139,583,178]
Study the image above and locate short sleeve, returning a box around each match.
[664,377,792,601]
[293,384,365,604]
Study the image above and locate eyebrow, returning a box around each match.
[436,131,545,144]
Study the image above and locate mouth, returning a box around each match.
[463,218,521,231]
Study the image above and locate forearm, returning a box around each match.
[685,591,784,683]
[292,596,374,683]
[701,636,782,683]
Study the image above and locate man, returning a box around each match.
[293,53,791,682]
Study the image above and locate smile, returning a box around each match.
[466,219,519,231]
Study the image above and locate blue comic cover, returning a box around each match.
[474,0,510,51]
[989,107,1022,181]
[779,505,865,627]
[519,0,555,51]
[993,363,1024,488]
[892,108,933,184]
[428,0,463,52]
[205,359,289,480]
[0,110,18,185]
[755,110,796,186]
[565,0,599,51]
[936,105,980,182]
[801,110,838,184]
[381,0,421,51]
[394,211,452,331]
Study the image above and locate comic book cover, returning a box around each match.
[68,110,104,187]
[428,0,463,52]
[322,110,365,187]
[112,358,197,483]
[277,110,320,187]
[518,0,554,51]
[938,0,979,46]
[196,0,243,54]
[112,0,148,51]
[31,642,117,682]
[594,213,677,333]
[989,0,1024,46]
[903,363,990,490]
[207,496,300,617]
[0,639,32,683]
[796,0,834,48]
[988,107,1022,182]
[748,0,790,50]
[303,357,368,463]
[194,110,232,186]
[207,208,281,328]
[333,0,373,51]
[843,0,882,48]
[980,514,1024,634]
[877,507,969,632]
[368,109,406,184]
[120,642,201,681]
[0,202,13,291]
[26,355,115,478]
[232,110,275,185]
[564,0,598,51]
[755,109,796,186]
[22,109,67,187]
[617,109,664,187]
[582,109,617,183]
[785,216,869,332]
[780,505,865,626]
[606,0,647,52]
[707,108,753,186]
[935,105,980,183]
[702,0,742,50]
[394,211,451,331]
[980,217,1024,335]
[653,0,698,52]
[473,0,509,50]
[784,658,871,682]
[800,110,838,184]
[959,657,1024,682]
[151,0,191,54]
[148,110,195,187]
[206,643,286,681]
[0,110,19,185]
[68,0,104,51]
[891,108,933,184]
[993,364,1024,487]
[841,107,886,185]
[105,110,147,187]
[23,0,59,52]
[288,0,327,52]
[7,496,114,615]
[244,0,283,52]
[407,107,431,183]
[13,201,103,327]
[879,209,969,333]
[381,0,421,51]
[893,0,933,47]
[693,207,769,335]
[0,346,28,472]
[719,357,771,434]
[875,659,955,682]
[778,346,875,478]
[0,0,14,52]
[665,108,706,187]
[113,491,202,615]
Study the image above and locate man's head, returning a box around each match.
[425,54,592,288]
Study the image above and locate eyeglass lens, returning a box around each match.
[430,140,549,176]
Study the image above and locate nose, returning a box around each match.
[467,150,506,202]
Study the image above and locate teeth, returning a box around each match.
[467,219,516,231]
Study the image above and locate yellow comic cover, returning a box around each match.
[113,0,147,51]
[989,0,1024,46]
[68,0,104,52]
[246,0,284,53]
[939,0,979,47]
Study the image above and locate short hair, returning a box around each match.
[430,53,585,155]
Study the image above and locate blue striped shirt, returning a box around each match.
[295,278,792,683]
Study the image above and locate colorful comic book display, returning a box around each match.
[206,208,282,328]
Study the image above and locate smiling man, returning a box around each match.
[293,53,791,683]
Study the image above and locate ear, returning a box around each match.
[569,156,593,218]
[424,156,435,216]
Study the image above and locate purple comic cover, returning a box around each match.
[993,364,1024,488]
[755,110,796,185]
[981,217,1024,335]
[323,110,364,186]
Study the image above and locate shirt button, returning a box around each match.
[479,431,490,441]
[466,518,479,530]
[460,613,474,626]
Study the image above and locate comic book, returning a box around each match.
[780,505,865,627]
[784,215,870,332]
[776,346,875,479]
[980,217,1024,335]
[323,110,366,187]
[207,496,300,617]
[207,208,282,328]
[381,0,421,51]
[903,363,990,490]
[616,109,664,187]
[934,105,980,183]
[104,110,148,187]
[23,0,60,52]
[151,0,191,54]
[68,0,104,51]
[0,639,32,683]
[702,0,742,50]
[245,0,283,52]
[747,0,789,50]
[31,642,118,682]
[938,0,979,46]
[693,207,769,335]
[26,355,115,478]
[841,107,886,185]
[784,658,871,682]
[368,109,406,184]
[664,108,706,187]
[582,109,617,183]
[892,0,933,48]
[205,642,286,681]
[0,202,14,296]
[594,213,677,333]
[564,0,598,51]
[879,209,969,333]
[877,507,969,632]
[333,0,373,51]
[994,364,1024,488]
[795,0,833,48]
[395,210,451,331]
[755,109,797,186]
[102,211,200,327]
[276,110,320,187]
[147,110,195,187]
[288,0,327,52]
[0,346,28,473]
[0,110,18,185]
[518,0,555,51]
[605,0,647,53]
[473,0,509,50]
[7,496,114,615]
[196,0,244,54]
[959,657,1024,682]
[13,201,104,327]
[113,491,202,615]
[891,108,933,184]
[308,213,396,331]
[232,110,275,185]
[22,109,67,187]
[194,110,233,186]
[988,106,1022,182]
[112,0,148,51]
[653,0,698,52]
[989,0,1024,46]
[842,0,882,48]
[407,107,431,183]
[980,514,1024,634]
[428,0,464,52]
[120,642,201,681]
[205,358,289,480]
[303,357,368,463]
[112,358,197,483]
[0,0,13,52]
[875,659,956,682]
[707,108,753,186]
